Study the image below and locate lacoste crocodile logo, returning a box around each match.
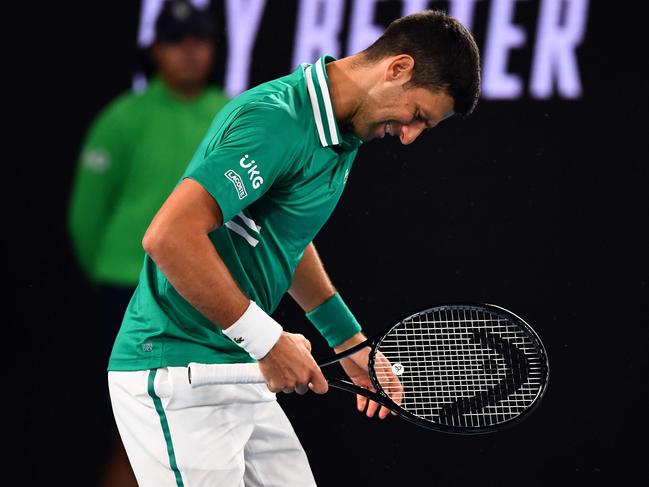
[233,336,245,344]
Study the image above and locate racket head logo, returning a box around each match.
[371,303,549,434]
[392,362,404,376]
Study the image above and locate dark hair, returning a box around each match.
[155,0,216,43]
[361,10,481,117]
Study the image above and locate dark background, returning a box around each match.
[20,0,647,485]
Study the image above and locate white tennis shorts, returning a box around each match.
[108,366,317,487]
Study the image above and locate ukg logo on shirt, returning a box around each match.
[225,169,248,200]
[239,154,264,189]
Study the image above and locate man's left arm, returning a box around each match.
[288,242,395,419]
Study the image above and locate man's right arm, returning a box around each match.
[142,178,328,394]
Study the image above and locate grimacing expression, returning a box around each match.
[352,85,455,144]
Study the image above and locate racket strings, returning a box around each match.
[373,307,547,428]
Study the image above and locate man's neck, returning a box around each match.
[325,54,375,125]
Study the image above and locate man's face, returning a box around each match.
[351,83,455,144]
[152,37,214,91]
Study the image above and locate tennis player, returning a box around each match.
[108,10,480,486]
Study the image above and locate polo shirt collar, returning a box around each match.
[304,55,344,148]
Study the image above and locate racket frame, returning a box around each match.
[322,303,549,434]
[187,303,549,435]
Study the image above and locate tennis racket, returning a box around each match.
[188,303,549,434]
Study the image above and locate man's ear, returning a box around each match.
[384,55,415,84]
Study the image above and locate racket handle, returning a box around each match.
[188,362,265,387]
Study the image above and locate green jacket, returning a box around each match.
[68,78,229,286]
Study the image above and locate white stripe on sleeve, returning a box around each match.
[236,211,261,233]
[225,221,259,247]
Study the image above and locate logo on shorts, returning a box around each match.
[233,336,245,344]
[225,169,248,200]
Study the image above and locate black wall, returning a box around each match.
[22,1,647,485]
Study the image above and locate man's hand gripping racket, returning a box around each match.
[188,303,549,434]
[332,333,403,420]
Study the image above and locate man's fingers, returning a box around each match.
[260,332,322,395]
[378,406,392,419]
[357,394,367,412]
[295,382,310,395]
[307,368,328,394]
[266,381,283,393]
[366,399,380,418]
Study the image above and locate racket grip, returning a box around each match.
[188,362,265,387]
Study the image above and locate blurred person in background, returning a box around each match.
[67,1,228,485]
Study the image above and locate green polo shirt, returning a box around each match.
[108,56,363,371]
[68,77,230,286]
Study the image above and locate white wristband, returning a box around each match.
[223,301,283,360]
